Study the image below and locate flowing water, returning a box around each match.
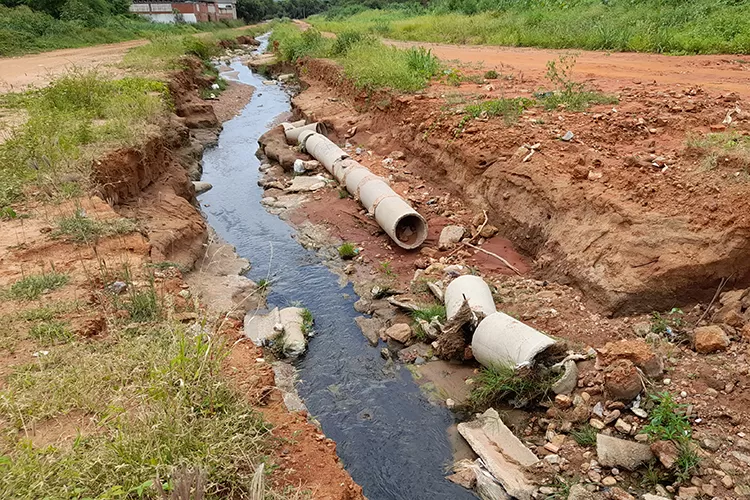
[198,35,476,500]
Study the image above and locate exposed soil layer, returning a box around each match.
[291,57,750,315]
[0,49,361,499]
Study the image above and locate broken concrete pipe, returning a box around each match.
[443,274,557,368]
[281,121,328,144]
[472,311,557,369]
[244,306,307,358]
[290,126,428,250]
[445,275,497,321]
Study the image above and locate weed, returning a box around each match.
[301,308,314,334]
[29,320,73,345]
[337,242,358,260]
[1,206,17,220]
[337,188,351,199]
[331,30,373,55]
[379,260,394,276]
[570,424,598,447]
[411,304,446,341]
[650,308,685,335]
[643,392,692,442]
[7,271,69,300]
[405,47,441,79]
[484,70,499,79]
[122,280,161,323]
[52,208,136,244]
[464,97,532,124]
[443,68,463,86]
[469,364,557,409]
[146,261,186,272]
[257,278,270,293]
[641,461,667,488]
[538,54,618,111]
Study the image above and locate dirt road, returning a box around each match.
[0,40,148,91]
[385,39,750,98]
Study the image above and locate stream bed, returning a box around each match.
[197,35,476,500]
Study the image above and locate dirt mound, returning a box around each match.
[292,58,750,314]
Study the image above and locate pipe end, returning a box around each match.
[394,213,428,250]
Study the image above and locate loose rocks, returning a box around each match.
[439,225,465,250]
[693,325,731,353]
[385,323,413,344]
[596,434,654,470]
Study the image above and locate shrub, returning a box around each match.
[337,242,358,259]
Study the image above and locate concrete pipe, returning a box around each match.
[283,122,328,144]
[303,132,349,171]
[289,131,428,249]
[472,311,557,369]
[445,275,497,321]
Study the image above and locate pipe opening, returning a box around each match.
[395,214,428,249]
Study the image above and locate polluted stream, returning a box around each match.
[198,36,476,500]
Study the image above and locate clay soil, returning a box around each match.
[267,46,750,497]
[0,49,361,499]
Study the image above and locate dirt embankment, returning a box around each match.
[290,57,750,315]
[0,49,362,499]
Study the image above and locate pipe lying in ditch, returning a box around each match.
[442,275,557,368]
[282,121,328,145]
[287,126,428,250]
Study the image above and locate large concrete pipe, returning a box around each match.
[282,121,327,144]
[472,311,557,369]
[291,126,428,249]
[445,275,496,321]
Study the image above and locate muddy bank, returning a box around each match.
[287,58,750,315]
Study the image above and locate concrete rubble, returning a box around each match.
[244,306,308,358]
[596,434,654,470]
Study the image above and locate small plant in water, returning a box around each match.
[257,278,270,293]
[337,242,358,260]
[301,308,314,334]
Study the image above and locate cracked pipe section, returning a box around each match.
[443,275,557,368]
[291,127,428,250]
[282,121,328,144]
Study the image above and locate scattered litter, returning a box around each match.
[32,351,50,357]
[561,131,575,141]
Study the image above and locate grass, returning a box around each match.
[0,324,276,498]
[310,0,750,55]
[411,304,446,341]
[0,71,169,210]
[379,260,394,276]
[469,363,558,409]
[687,131,750,174]
[458,97,532,132]
[570,424,598,447]
[0,5,246,57]
[537,54,618,111]
[29,320,73,345]
[52,208,137,243]
[337,242,358,260]
[121,280,162,323]
[301,308,314,334]
[6,271,69,300]
[256,278,270,294]
[270,22,441,92]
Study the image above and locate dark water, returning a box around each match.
[198,35,475,500]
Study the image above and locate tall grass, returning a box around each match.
[0,71,168,209]
[270,22,441,91]
[309,0,750,55]
[0,5,246,57]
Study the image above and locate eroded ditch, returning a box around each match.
[198,35,476,500]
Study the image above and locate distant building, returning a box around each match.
[129,0,237,23]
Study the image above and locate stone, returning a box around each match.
[479,224,499,238]
[693,325,731,353]
[605,410,622,425]
[677,486,699,499]
[555,394,573,409]
[608,488,634,500]
[597,339,663,377]
[614,419,632,435]
[285,175,326,193]
[568,484,597,500]
[552,360,579,395]
[642,494,670,500]
[742,323,750,341]
[590,418,606,430]
[588,470,602,482]
[596,434,654,470]
[604,359,643,401]
[734,484,750,496]
[705,387,719,397]
[390,150,406,160]
[632,321,652,337]
[721,475,734,488]
[651,440,679,469]
[602,477,617,486]
[355,316,383,346]
[731,450,750,465]
[700,484,714,497]
[438,225,465,250]
[457,409,538,500]
[385,323,412,344]
[715,302,744,328]
[192,181,213,194]
[700,437,721,451]
[446,468,476,489]
[634,434,649,443]
[544,442,561,453]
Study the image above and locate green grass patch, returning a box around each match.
[301,308,314,334]
[270,22,440,92]
[469,363,558,409]
[0,71,169,209]
[570,424,598,447]
[6,272,69,301]
[309,1,750,55]
[29,320,73,345]
[643,391,691,442]
[0,324,277,498]
[410,304,446,341]
[120,281,162,323]
[52,209,137,243]
[337,242,358,260]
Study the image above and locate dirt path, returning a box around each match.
[295,20,750,99]
[385,39,750,98]
[0,40,148,91]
